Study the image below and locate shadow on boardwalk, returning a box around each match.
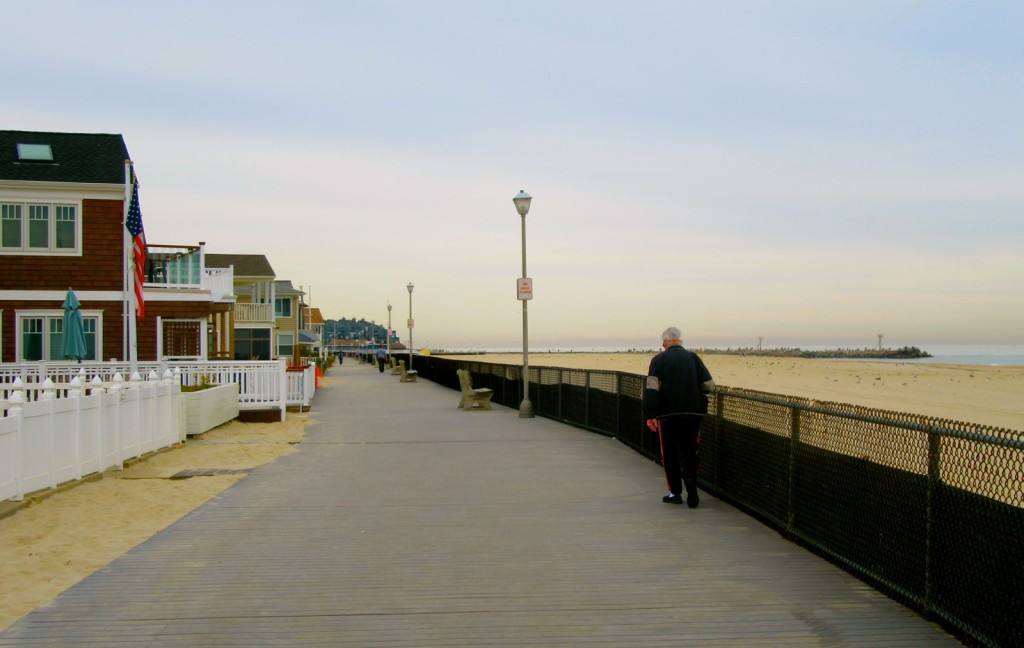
[0,362,960,646]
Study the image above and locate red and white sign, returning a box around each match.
[407,318,415,329]
[517,278,533,301]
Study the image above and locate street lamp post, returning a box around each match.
[407,282,414,372]
[387,302,392,361]
[513,190,534,418]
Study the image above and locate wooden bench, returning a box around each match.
[399,360,418,383]
[457,369,493,411]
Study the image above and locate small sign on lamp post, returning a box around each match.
[517,278,533,301]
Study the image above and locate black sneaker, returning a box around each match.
[684,479,700,509]
[662,493,682,504]
[686,489,700,508]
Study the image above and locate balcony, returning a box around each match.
[145,245,204,288]
[234,302,273,323]
[142,244,235,304]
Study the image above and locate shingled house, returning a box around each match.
[202,254,320,361]
[204,254,281,360]
[0,129,234,362]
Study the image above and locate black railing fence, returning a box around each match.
[413,355,1023,648]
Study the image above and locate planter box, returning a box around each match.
[181,383,240,436]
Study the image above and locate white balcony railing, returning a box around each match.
[204,267,235,302]
[234,302,273,323]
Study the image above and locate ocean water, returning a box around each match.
[867,344,1024,367]
[453,344,1024,367]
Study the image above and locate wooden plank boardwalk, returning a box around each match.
[0,361,961,646]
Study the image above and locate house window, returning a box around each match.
[1,202,79,253]
[1,204,21,248]
[55,205,76,249]
[274,297,291,318]
[277,332,294,358]
[22,317,43,361]
[234,328,271,360]
[29,205,49,248]
[17,312,99,361]
[17,143,53,161]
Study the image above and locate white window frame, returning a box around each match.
[234,325,273,360]
[274,296,292,318]
[1,199,82,255]
[15,309,103,361]
[276,331,295,359]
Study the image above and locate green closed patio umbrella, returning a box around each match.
[62,288,89,362]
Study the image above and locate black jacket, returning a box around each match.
[643,345,712,419]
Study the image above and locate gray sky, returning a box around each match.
[5,1,1022,349]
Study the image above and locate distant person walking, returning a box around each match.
[644,327,715,508]
[376,347,387,373]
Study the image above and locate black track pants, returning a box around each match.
[657,415,702,495]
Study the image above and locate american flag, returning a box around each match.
[126,183,147,319]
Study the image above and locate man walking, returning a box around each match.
[376,347,387,373]
[644,327,715,508]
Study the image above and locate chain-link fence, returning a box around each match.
[414,355,1023,647]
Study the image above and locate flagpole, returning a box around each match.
[123,160,132,366]
[124,160,139,376]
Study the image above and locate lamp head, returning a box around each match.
[513,190,532,217]
[407,282,414,294]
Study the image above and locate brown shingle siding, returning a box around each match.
[0,199,125,291]
[0,300,213,362]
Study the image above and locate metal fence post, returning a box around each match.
[712,390,725,495]
[787,403,801,536]
[924,426,941,618]
[584,371,591,430]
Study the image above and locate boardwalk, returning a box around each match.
[0,362,960,646]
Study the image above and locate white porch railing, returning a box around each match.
[0,372,182,502]
[234,302,273,323]
[204,267,235,302]
[287,363,317,408]
[174,360,290,417]
[0,359,316,421]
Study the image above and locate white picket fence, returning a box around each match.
[0,359,320,502]
[0,359,316,417]
[0,372,182,502]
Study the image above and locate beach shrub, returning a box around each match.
[181,373,216,392]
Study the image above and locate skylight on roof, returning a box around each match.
[16,143,53,161]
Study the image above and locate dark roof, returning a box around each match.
[273,280,304,295]
[205,254,276,278]
[0,130,130,184]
